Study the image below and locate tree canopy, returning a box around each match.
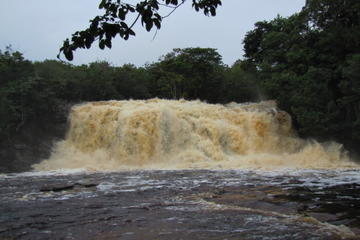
[1,0,360,158]
[243,0,360,150]
[58,0,222,61]
[147,48,225,102]
[1,46,259,140]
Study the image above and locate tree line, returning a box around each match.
[243,0,360,153]
[0,47,259,139]
[1,0,359,155]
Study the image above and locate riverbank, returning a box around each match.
[1,169,359,239]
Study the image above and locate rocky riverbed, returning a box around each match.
[1,169,359,240]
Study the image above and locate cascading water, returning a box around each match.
[5,99,360,239]
[33,99,358,171]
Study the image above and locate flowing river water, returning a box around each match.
[1,99,359,239]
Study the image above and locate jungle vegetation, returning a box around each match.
[1,0,359,155]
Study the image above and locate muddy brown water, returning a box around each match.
[1,169,359,240]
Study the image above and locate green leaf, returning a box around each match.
[204,8,209,16]
[120,22,128,29]
[145,21,153,32]
[64,48,73,61]
[127,5,135,12]
[118,9,126,20]
[105,38,112,49]
[154,19,161,29]
[99,0,106,9]
[210,7,216,16]
[128,29,135,36]
[99,40,105,50]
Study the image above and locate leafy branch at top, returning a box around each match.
[58,0,222,61]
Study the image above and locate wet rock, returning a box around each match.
[40,182,98,192]
[1,169,359,240]
[40,183,75,192]
[307,212,339,222]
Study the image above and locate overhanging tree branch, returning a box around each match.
[58,0,222,61]
[162,0,186,19]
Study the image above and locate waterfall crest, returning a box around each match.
[33,99,357,171]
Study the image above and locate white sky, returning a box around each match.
[0,0,305,66]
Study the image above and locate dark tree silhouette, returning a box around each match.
[58,0,222,61]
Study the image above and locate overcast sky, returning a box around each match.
[0,0,305,66]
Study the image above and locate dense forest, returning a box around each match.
[1,0,359,170]
[0,47,260,139]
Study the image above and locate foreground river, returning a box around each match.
[1,169,359,239]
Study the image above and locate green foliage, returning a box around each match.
[147,47,226,102]
[113,64,151,99]
[0,51,131,139]
[0,48,57,138]
[4,47,261,140]
[59,0,222,61]
[3,0,360,158]
[220,60,260,103]
[337,54,360,141]
[243,0,360,149]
